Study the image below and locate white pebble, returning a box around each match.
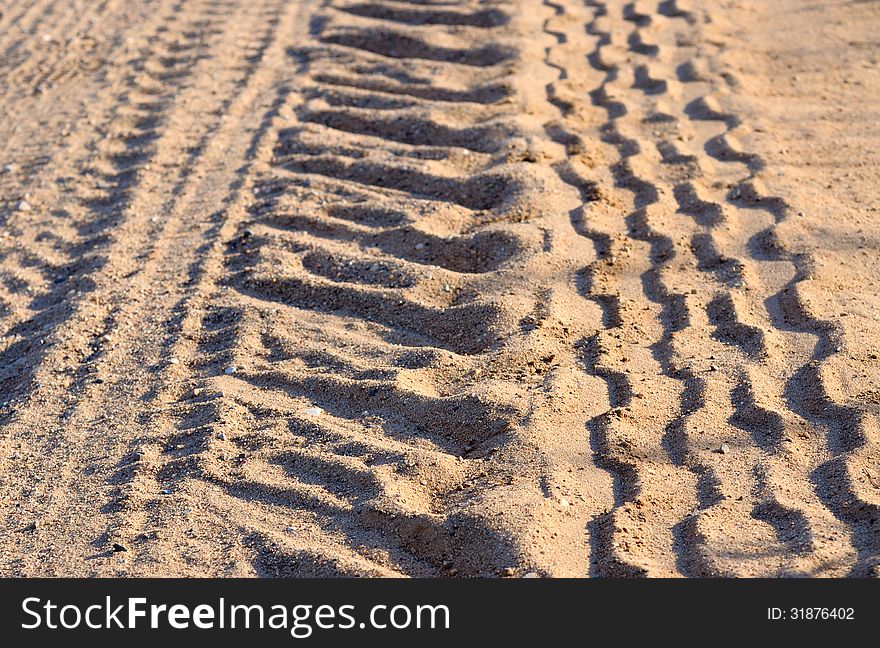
[224,365,236,375]
[304,406,323,417]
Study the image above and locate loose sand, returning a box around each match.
[0,0,877,576]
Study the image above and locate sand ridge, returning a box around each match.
[0,0,877,577]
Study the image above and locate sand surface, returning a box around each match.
[0,0,877,577]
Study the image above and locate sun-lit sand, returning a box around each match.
[0,0,877,577]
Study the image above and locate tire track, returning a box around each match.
[0,0,298,575]
[653,8,868,574]
[0,0,187,412]
[544,0,702,577]
[116,0,617,577]
[576,0,864,576]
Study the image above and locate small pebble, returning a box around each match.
[160,488,173,495]
[501,567,515,577]
[168,357,179,365]
[111,543,127,553]
[719,443,731,455]
[523,572,540,578]
[17,200,31,212]
[304,406,323,417]
[224,365,236,375]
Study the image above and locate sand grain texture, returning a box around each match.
[0,0,877,577]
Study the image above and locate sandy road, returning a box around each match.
[0,0,877,577]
